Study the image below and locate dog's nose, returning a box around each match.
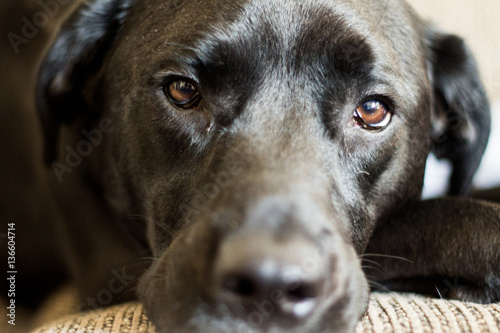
[213,232,331,322]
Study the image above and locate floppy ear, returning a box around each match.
[36,0,132,164]
[427,30,491,196]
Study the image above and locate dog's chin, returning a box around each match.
[138,221,370,333]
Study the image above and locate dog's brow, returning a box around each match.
[164,42,198,52]
[191,1,378,78]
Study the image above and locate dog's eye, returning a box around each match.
[165,80,201,109]
[353,100,391,131]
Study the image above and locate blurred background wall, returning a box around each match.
[407,0,500,101]
[0,0,80,322]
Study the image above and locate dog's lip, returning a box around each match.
[283,297,317,318]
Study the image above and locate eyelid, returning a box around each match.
[164,75,200,90]
[152,69,201,88]
[360,95,394,112]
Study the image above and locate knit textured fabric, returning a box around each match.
[28,292,500,333]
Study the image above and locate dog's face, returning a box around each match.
[38,0,490,332]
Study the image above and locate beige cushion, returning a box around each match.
[32,302,154,333]
[27,292,500,332]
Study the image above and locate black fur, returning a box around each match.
[32,0,499,332]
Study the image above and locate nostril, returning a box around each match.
[222,273,256,298]
[286,281,320,302]
[221,273,323,304]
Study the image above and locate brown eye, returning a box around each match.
[353,100,391,131]
[165,79,201,109]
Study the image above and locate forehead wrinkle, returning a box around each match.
[198,0,369,50]
[194,0,377,82]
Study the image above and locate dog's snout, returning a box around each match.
[213,232,331,322]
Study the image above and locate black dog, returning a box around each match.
[33,0,499,331]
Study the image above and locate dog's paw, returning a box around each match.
[372,276,500,304]
[447,278,500,304]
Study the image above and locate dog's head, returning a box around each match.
[37,0,490,331]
